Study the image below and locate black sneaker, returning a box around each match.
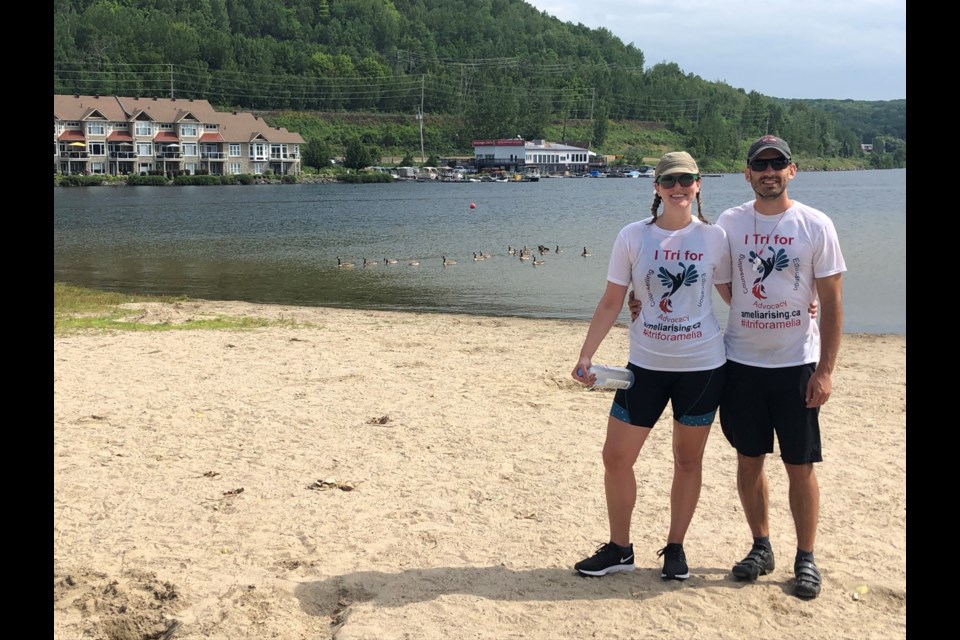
[731,545,775,580]
[657,543,690,580]
[575,542,635,576]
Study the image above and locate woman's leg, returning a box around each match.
[602,416,652,546]
[667,421,711,544]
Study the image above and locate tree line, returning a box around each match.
[53,0,905,169]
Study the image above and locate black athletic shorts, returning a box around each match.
[719,360,823,465]
[609,362,726,428]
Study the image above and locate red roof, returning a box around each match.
[58,131,86,142]
[107,131,134,142]
[153,131,180,143]
[199,132,225,142]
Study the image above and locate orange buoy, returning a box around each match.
[469,202,477,209]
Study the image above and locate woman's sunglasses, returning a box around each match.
[655,173,699,188]
[749,157,791,171]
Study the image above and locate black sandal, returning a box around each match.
[794,559,822,599]
[732,546,775,580]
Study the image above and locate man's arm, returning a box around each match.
[807,273,842,408]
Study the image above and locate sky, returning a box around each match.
[524,0,906,101]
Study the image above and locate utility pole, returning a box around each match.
[418,75,425,163]
[169,64,174,98]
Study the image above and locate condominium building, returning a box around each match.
[54,95,304,177]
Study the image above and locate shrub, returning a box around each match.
[127,174,170,186]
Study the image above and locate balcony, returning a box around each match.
[201,152,226,160]
[109,151,138,159]
[156,151,183,159]
[60,151,89,159]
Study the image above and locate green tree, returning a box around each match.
[343,137,378,170]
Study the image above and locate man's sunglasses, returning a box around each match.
[749,157,791,171]
[655,173,699,188]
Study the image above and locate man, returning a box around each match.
[718,135,845,600]
[629,135,844,599]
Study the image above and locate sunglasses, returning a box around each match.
[656,173,698,188]
[749,157,791,171]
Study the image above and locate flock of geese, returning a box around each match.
[336,245,591,269]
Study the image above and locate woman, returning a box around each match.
[572,151,731,580]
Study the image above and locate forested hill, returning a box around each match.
[53,0,905,168]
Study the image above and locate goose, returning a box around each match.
[362,257,378,267]
[473,252,484,261]
[442,255,457,266]
[480,249,492,259]
[532,256,546,266]
[384,257,398,265]
[408,259,420,266]
[555,245,563,254]
[507,245,516,255]
[337,257,355,268]
[581,246,591,257]
[519,252,531,261]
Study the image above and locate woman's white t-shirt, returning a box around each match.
[607,216,731,371]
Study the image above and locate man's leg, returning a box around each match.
[737,453,769,537]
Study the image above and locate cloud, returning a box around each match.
[525,0,906,100]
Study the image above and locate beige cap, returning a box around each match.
[654,151,699,178]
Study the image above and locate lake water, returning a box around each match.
[53,169,906,334]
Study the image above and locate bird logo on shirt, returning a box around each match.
[749,247,789,299]
[657,262,699,312]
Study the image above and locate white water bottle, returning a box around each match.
[585,365,635,389]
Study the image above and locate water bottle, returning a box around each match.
[580,364,635,390]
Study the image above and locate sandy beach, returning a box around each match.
[53,300,906,640]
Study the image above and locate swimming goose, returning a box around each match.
[384,257,398,265]
[480,250,492,259]
[337,257,355,268]
[519,252,531,261]
[473,252,484,261]
[442,255,457,266]
[532,256,546,266]
[408,259,420,266]
[555,245,563,254]
[363,257,378,267]
[581,247,591,257]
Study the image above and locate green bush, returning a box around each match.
[236,174,254,185]
[126,174,170,186]
[173,174,224,185]
[57,175,106,187]
[339,172,394,183]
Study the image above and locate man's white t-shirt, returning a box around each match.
[716,200,846,367]
[607,217,731,371]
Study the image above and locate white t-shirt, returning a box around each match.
[716,200,846,367]
[607,216,731,371]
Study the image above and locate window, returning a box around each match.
[181,143,197,157]
[180,124,198,137]
[252,162,264,175]
[160,123,173,130]
[88,142,105,156]
[229,144,241,157]
[86,122,106,136]
[139,163,154,174]
[204,123,218,131]
[184,163,197,175]
[112,122,129,129]
[137,143,153,157]
[135,122,153,136]
[249,143,267,160]
[90,162,105,175]
[228,162,242,175]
